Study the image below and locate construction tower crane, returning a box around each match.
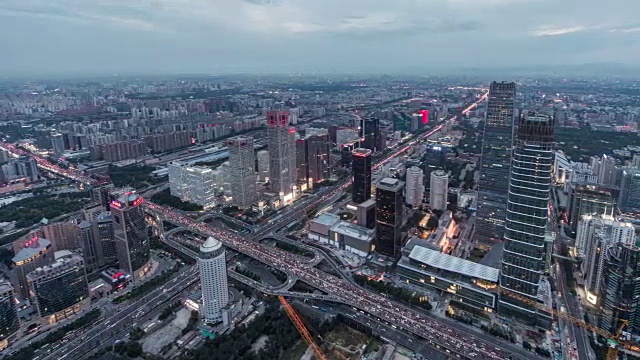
[499,287,628,360]
[279,296,328,360]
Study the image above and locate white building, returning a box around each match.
[168,162,219,208]
[405,166,425,207]
[576,214,636,305]
[227,136,257,208]
[198,237,229,324]
[429,170,449,211]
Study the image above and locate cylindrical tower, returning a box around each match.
[198,236,229,324]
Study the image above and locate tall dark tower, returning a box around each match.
[352,148,372,204]
[476,81,516,243]
[375,178,405,258]
[110,189,151,281]
[499,112,554,328]
[360,118,383,152]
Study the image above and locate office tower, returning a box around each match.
[14,156,39,182]
[307,132,331,184]
[375,178,406,258]
[592,155,618,186]
[357,199,376,229]
[95,212,117,265]
[405,166,425,207]
[91,183,114,211]
[227,136,257,208]
[341,141,358,167]
[360,118,384,152]
[352,148,373,204]
[27,251,88,323]
[296,137,309,182]
[567,184,616,233]
[499,112,554,328]
[77,220,103,272]
[600,243,640,335]
[257,150,269,182]
[0,282,19,350]
[476,81,516,243]
[619,169,640,212]
[429,170,449,211]
[12,236,53,298]
[110,190,151,280]
[576,215,636,305]
[51,133,66,156]
[267,111,296,202]
[40,221,79,252]
[198,236,229,324]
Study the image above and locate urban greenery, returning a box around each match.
[0,192,89,229]
[129,327,146,341]
[113,267,180,304]
[5,309,102,360]
[150,188,203,211]
[186,303,336,360]
[150,237,197,265]
[235,267,261,282]
[108,165,164,189]
[158,301,182,321]
[182,310,200,335]
[556,125,640,161]
[274,241,314,258]
[353,274,432,311]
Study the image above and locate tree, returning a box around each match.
[124,341,143,358]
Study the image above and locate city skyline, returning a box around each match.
[1,0,640,77]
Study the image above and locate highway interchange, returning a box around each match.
[9,92,545,360]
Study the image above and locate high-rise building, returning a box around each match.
[307,132,331,184]
[499,112,554,328]
[27,251,88,324]
[95,212,117,265]
[267,111,296,202]
[429,170,449,211]
[14,156,39,182]
[256,150,269,182]
[110,190,151,280]
[405,166,425,207]
[476,81,516,243]
[592,155,618,186]
[352,148,372,204]
[600,243,640,335]
[360,118,385,152]
[168,162,219,208]
[12,236,53,298]
[227,136,257,208]
[567,183,617,233]
[77,220,103,273]
[0,282,19,350]
[340,141,358,167]
[375,178,405,258]
[198,236,229,324]
[576,214,636,305]
[51,133,66,157]
[619,169,640,212]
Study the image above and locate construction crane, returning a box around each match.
[498,287,628,360]
[279,296,351,360]
[279,296,328,360]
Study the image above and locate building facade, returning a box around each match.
[352,148,372,204]
[110,190,151,281]
[0,282,19,350]
[375,178,405,258]
[499,112,554,328]
[600,243,640,335]
[476,82,516,243]
[267,111,296,203]
[619,169,640,212]
[405,166,425,207]
[198,237,229,324]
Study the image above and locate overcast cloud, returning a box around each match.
[0,0,639,76]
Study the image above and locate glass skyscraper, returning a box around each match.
[375,178,405,258]
[110,189,151,280]
[476,82,516,243]
[352,148,372,204]
[499,112,554,328]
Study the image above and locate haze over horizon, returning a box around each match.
[1,0,640,77]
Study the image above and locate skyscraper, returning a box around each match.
[360,118,384,152]
[476,81,516,243]
[352,148,372,204]
[267,111,296,203]
[375,178,405,258]
[227,136,257,208]
[600,243,640,335]
[110,189,151,280]
[429,170,449,211]
[619,169,640,212]
[499,112,554,328]
[405,166,425,207]
[198,236,229,324]
[256,150,269,182]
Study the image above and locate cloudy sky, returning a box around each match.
[0,0,639,76]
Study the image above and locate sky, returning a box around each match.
[1,0,640,76]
